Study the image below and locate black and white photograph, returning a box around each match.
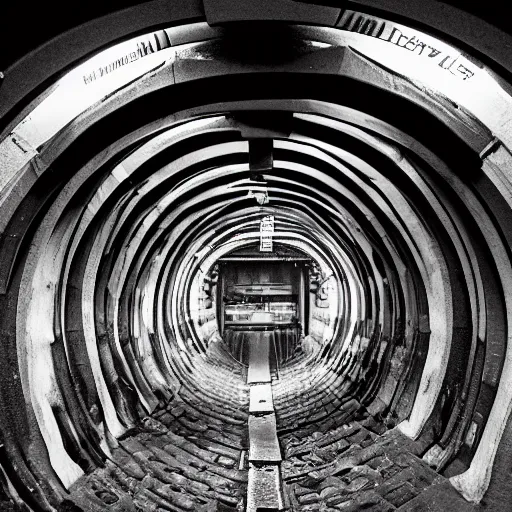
[0,1,510,511]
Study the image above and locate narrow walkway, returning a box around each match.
[246,331,285,512]
[247,331,272,384]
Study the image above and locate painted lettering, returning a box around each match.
[439,55,459,71]
[387,27,409,48]
[339,12,476,80]
[426,46,441,58]
[403,36,418,51]
[456,64,475,80]
[412,41,427,55]
[82,32,172,86]
[137,40,155,57]
[361,19,376,35]
[83,70,96,85]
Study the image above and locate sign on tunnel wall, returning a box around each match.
[337,10,476,81]
[9,7,512,173]
[260,215,274,252]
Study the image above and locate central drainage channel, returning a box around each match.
[246,331,284,511]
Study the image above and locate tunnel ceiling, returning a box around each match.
[2,2,512,511]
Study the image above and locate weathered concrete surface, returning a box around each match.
[250,383,274,414]
[247,332,272,384]
[246,327,284,509]
[248,414,282,464]
[247,464,284,512]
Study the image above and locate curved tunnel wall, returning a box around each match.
[1,6,512,510]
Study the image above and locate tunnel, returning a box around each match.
[1,1,512,511]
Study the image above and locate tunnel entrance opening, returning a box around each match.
[218,248,311,367]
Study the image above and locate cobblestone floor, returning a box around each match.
[65,341,250,512]
[66,402,477,512]
[271,349,477,512]
[279,410,477,512]
[64,342,478,512]
[66,401,248,512]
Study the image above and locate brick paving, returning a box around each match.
[277,402,477,512]
[66,401,248,511]
[65,341,249,511]
[64,341,479,512]
[273,351,478,512]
